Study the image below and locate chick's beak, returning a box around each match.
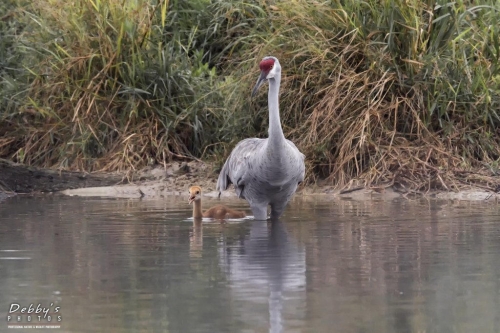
[188,195,195,204]
[252,71,267,97]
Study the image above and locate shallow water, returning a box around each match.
[1,195,500,333]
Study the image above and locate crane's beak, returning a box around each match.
[251,71,267,97]
[188,195,196,204]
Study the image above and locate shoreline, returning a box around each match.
[60,161,500,202]
[1,160,499,202]
[59,181,500,202]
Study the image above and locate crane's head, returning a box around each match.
[188,186,202,204]
[252,56,281,97]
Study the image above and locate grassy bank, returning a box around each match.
[1,0,500,191]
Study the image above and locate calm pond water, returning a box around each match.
[0,194,500,333]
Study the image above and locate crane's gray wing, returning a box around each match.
[286,139,306,183]
[216,138,266,197]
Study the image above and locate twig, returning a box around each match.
[339,186,364,194]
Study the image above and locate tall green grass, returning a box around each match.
[1,0,499,190]
[223,0,500,189]
[0,0,246,171]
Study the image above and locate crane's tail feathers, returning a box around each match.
[216,162,231,194]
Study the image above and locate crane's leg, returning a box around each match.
[235,185,246,199]
[250,203,268,221]
[270,203,285,220]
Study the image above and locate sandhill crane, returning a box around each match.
[188,185,246,219]
[216,56,305,220]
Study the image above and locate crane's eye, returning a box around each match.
[196,191,200,194]
[270,65,273,69]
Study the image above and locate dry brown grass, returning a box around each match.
[220,0,500,193]
[1,0,500,194]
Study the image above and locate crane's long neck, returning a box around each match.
[192,200,203,219]
[267,75,285,150]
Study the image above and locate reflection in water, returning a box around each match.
[0,195,499,333]
[190,218,203,259]
[218,221,305,333]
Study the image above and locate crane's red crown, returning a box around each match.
[259,58,275,72]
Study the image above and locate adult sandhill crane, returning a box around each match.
[216,56,305,220]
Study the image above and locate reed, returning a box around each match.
[222,0,500,191]
[1,0,499,191]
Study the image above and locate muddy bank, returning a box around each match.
[60,179,500,202]
[0,159,220,197]
[0,158,128,193]
[60,161,231,199]
[1,159,499,202]
[59,161,500,202]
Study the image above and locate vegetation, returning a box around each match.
[1,0,500,191]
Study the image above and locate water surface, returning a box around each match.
[1,194,499,333]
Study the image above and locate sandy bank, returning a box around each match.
[58,161,500,202]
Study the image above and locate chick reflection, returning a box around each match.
[189,218,203,259]
[218,221,306,333]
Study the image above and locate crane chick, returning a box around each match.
[188,186,246,220]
